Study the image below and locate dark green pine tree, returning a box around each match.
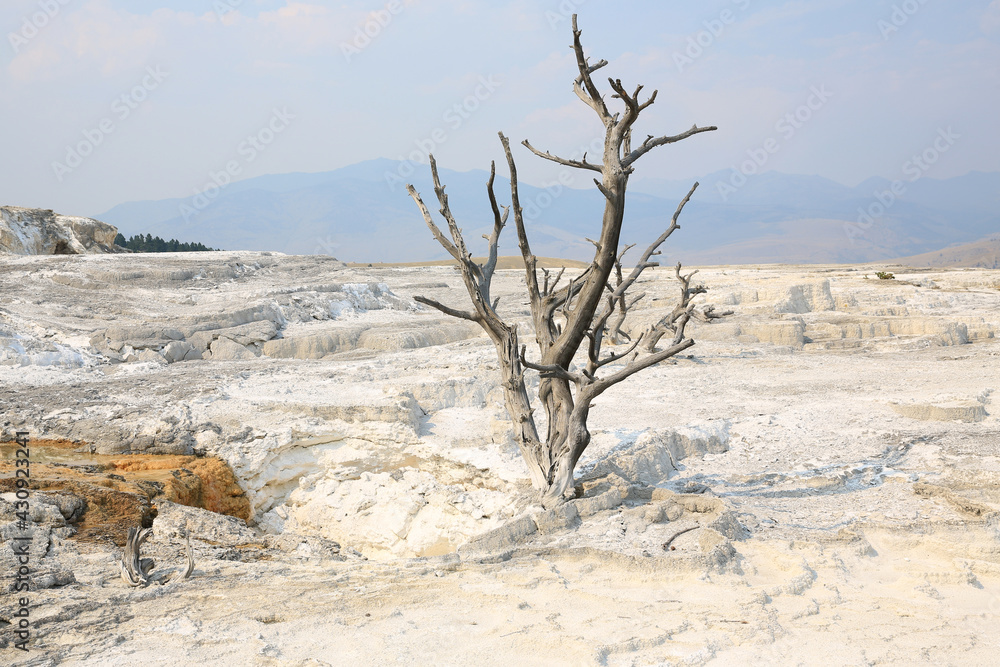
[119,233,218,253]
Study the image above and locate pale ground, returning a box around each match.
[1,251,999,666]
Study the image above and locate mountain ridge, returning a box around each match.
[94,161,999,264]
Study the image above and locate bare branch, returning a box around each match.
[695,304,734,322]
[571,14,611,122]
[612,182,699,301]
[608,77,640,131]
[561,275,576,321]
[541,265,592,345]
[520,345,585,386]
[119,526,153,587]
[593,333,644,369]
[499,132,542,316]
[642,262,711,352]
[428,155,474,269]
[638,89,658,113]
[622,124,718,168]
[593,178,615,201]
[672,309,696,346]
[482,160,508,287]
[586,338,695,399]
[663,524,699,550]
[414,295,481,323]
[179,535,194,579]
[405,184,461,262]
[119,526,195,587]
[601,242,639,345]
[522,140,602,172]
[586,292,615,365]
[607,78,660,144]
[542,266,566,296]
[161,534,195,584]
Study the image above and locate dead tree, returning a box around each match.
[604,243,641,344]
[119,526,194,587]
[406,15,717,507]
[641,263,732,352]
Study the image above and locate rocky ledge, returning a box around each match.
[0,206,119,255]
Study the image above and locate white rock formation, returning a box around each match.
[1,253,999,663]
[0,205,119,254]
[583,420,732,485]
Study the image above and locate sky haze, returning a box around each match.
[2,0,998,218]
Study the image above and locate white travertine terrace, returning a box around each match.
[0,251,998,662]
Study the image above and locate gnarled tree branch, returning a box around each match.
[522,140,603,173]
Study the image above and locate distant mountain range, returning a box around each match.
[94,159,999,264]
[892,234,1000,269]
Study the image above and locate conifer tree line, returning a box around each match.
[114,233,217,253]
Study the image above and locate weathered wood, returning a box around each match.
[641,262,731,353]
[406,14,719,508]
[118,526,195,587]
[119,526,154,587]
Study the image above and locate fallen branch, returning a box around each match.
[662,524,699,551]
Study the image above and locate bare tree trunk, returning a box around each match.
[493,328,548,489]
[542,403,592,506]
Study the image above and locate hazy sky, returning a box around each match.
[2,0,998,217]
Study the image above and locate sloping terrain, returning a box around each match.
[893,234,1000,269]
[1,252,998,664]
